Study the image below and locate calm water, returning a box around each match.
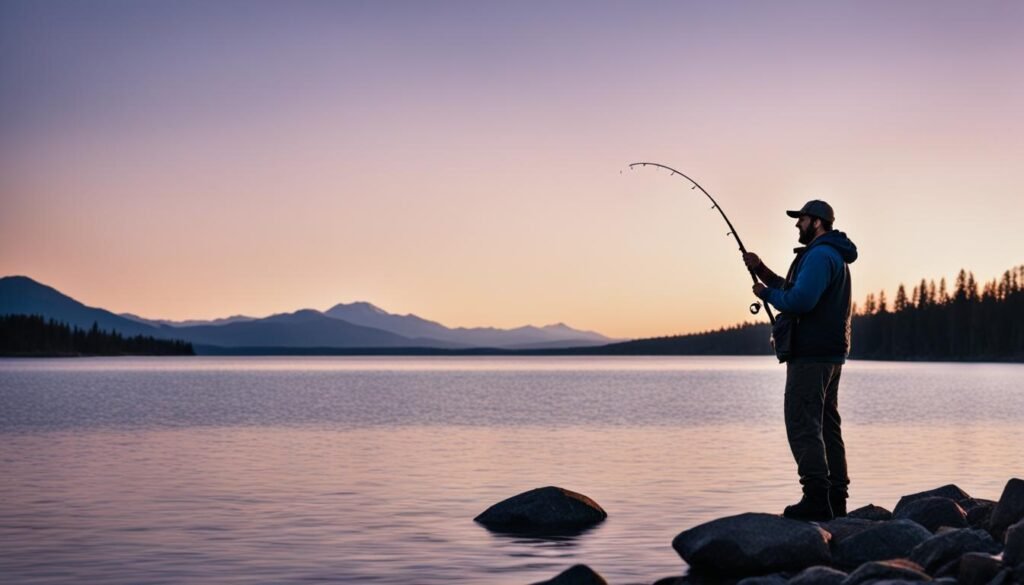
[1,356,1022,584]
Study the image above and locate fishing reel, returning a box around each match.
[749,301,762,315]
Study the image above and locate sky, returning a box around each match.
[2,1,1022,339]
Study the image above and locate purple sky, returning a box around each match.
[2,1,1023,337]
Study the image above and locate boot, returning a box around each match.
[829,489,848,518]
[783,489,833,522]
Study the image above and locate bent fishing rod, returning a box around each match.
[628,161,775,325]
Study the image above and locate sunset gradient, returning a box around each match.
[2,1,1023,338]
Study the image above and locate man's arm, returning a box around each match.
[756,247,837,314]
[743,253,786,288]
[755,264,786,289]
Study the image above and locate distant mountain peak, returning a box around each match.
[327,301,390,315]
[1,275,36,284]
[323,299,617,348]
[0,275,78,302]
[264,309,325,322]
[0,275,161,338]
[120,312,257,328]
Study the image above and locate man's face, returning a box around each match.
[796,215,819,245]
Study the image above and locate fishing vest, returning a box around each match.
[783,243,853,361]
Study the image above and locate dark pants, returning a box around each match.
[784,361,849,495]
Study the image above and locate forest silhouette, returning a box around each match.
[0,315,194,356]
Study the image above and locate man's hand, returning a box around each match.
[752,283,767,299]
[743,252,762,271]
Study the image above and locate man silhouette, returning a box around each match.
[744,200,858,521]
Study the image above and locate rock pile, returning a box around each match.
[514,477,1024,585]
[657,478,1024,585]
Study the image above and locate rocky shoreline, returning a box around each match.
[476,479,1024,585]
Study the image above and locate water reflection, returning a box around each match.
[2,423,1020,584]
[482,526,599,542]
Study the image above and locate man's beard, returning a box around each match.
[798,224,816,245]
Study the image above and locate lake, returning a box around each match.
[1,356,1021,584]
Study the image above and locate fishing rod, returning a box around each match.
[628,161,775,325]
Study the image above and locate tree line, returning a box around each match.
[851,265,1024,361]
[597,264,1024,361]
[0,314,195,356]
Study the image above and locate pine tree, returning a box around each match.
[955,270,968,302]
[895,285,908,312]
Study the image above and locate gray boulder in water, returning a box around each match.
[832,519,932,569]
[671,512,831,576]
[474,486,607,533]
[842,558,931,584]
[530,564,607,585]
[893,497,967,533]
[893,485,971,517]
[990,478,1024,541]
[908,527,1002,574]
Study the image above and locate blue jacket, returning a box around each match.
[760,231,858,362]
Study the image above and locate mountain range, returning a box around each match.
[0,276,618,353]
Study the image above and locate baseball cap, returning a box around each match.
[786,200,835,223]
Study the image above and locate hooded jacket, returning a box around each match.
[760,230,858,362]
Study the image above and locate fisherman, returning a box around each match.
[743,200,858,521]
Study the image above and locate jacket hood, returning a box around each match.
[808,230,858,263]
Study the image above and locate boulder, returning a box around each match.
[1004,518,1024,566]
[892,497,967,533]
[474,486,607,533]
[847,504,893,521]
[908,528,1002,574]
[820,518,878,544]
[671,513,831,576]
[788,565,847,585]
[531,564,607,585]
[956,552,1002,585]
[893,485,971,517]
[840,559,931,584]
[833,520,932,569]
[990,478,1024,540]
